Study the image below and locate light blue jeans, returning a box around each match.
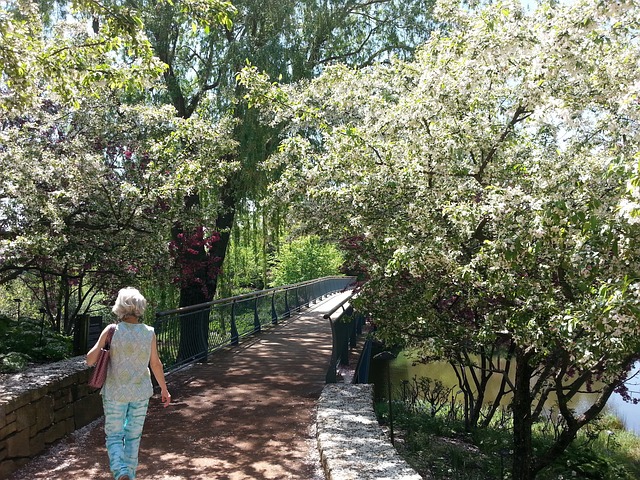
[103,398,150,480]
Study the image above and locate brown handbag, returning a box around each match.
[88,324,116,389]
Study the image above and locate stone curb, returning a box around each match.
[316,384,423,480]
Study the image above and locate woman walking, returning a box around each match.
[87,287,171,480]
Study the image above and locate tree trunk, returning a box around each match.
[531,358,632,476]
[512,349,534,480]
[176,244,212,362]
[211,182,236,295]
[175,184,236,362]
[175,191,210,361]
[468,349,489,429]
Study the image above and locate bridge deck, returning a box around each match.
[8,292,355,480]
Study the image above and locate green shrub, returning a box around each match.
[0,317,72,372]
[386,400,640,480]
[269,235,344,286]
[546,447,634,480]
[0,352,31,373]
[0,314,10,335]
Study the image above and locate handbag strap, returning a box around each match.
[104,324,116,349]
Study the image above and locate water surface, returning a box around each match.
[371,352,640,435]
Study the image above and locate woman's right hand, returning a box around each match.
[161,388,171,407]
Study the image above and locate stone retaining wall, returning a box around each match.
[0,356,102,478]
[317,383,424,480]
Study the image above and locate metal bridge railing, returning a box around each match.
[154,276,357,373]
[323,292,367,383]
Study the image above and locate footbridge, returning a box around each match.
[6,276,404,480]
[153,276,365,380]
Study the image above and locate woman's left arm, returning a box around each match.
[149,333,171,407]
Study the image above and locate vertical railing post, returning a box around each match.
[337,319,350,366]
[200,307,211,362]
[271,292,278,325]
[355,312,364,335]
[326,319,338,383]
[230,300,239,345]
[284,289,290,318]
[349,312,358,349]
[353,338,373,384]
[253,297,261,333]
[72,314,89,356]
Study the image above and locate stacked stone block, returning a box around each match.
[0,357,102,478]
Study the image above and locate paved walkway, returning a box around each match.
[8,292,355,480]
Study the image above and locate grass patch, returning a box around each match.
[377,402,640,480]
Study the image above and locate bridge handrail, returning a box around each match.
[323,289,369,383]
[157,275,353,318]
[322,290,355,320]
[154,275,357,373]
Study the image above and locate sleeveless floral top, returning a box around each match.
[101,322,155,402]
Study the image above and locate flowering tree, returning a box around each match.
[1,93,236,332]
[0,0,166,113]
[1,0,237,332]
[242,0,640,478]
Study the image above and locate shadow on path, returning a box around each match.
[7,294,351,480]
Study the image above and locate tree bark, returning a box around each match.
[175,182,236,362]
[175,192,211,362]
[531,356,635,476]
[512,348,534,480]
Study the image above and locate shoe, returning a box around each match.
[118,476,130,480]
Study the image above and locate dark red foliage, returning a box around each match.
[340,234,366,250]
[168,226,222,298]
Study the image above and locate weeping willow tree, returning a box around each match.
[220,202,344,294]
[218,200,284,295]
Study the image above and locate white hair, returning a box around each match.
[111,287,147,319]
